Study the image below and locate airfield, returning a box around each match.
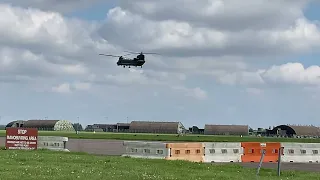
[2,130,320,179]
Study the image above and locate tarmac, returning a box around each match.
[0,137,320,172]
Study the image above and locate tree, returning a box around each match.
[73,123,83,131]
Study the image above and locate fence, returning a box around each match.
[204,142,242,162]
[241,142,281,162]
[37,136,69,152]
[166,142,205,162]
[281,143,320,163]
[122,141,169,159]
[121,141,320,164]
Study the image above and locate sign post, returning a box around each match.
[5,128,38,150]
[256,149,266,176]
[277,147,284,176]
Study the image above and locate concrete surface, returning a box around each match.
[66,139,125,155]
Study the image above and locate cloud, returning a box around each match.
[246,88,264,95]
[262,63,320,85]
[119,0,308,31]
[172,86,208,100]
[100,1,320,57]
[0,0,106,13]
[1,1,320,104]
[52,82,91,93]
[52,83,71,93]
[217,63,320,87]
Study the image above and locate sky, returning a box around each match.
[1,0,320,129]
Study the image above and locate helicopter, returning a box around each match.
[99,51,159,68]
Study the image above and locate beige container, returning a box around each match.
[165,143,204,162]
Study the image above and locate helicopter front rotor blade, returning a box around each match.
[99,54,121,58]
[124,51,160,55]
[123,50,139,54]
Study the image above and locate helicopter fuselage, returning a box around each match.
[117,58,145,68]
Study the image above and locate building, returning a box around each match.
[188,126,204,134]
[204,124,249,136]
[269,125,320,138]
[85,124,104,132]
[129,121,185,134]
[6,120,75,131]
[85,123,130,132]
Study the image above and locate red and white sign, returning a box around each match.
[5,128,38,150]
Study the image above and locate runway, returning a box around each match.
[0,137,319,172]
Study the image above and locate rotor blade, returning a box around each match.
[99,54,121,57]
[123,50,138,54]
[143,53,160,55]
[123,51,160,55]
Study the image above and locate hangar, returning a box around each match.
[269,125,320,138]
[129,121,185,134]
[6,120,75,131]
[204,124,249,136]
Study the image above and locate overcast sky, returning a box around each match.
[0,0,320,128]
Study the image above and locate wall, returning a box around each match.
[122,141,169,159]
[122,141,320,164]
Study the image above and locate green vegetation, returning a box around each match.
[1,150,319,180]
[1,130,320,142]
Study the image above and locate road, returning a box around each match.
[0,137,319,172]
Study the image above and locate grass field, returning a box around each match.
[1,130,320,143]
[1,150,319,180]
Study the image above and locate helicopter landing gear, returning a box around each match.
[123,66,125,68]
[129,66,131,68]
[141,66,142,68]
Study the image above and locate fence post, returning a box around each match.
[277,147,283,176]
[256,149,266,176]
[63,141,67,149]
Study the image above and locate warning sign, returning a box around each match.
[5,128,38,150]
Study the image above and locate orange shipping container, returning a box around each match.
[165,143,204,162]
[241,142,281,163]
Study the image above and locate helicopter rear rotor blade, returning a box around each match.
[143,53,160,55]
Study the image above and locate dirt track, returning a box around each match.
[1,137,320,172]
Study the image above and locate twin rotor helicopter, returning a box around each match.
[99,51,159,68]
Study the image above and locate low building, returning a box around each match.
[129,121,185,134]
[6,120,75,131]
[188,126,204,134]
[204,124,249,136]
[85,123,130,132]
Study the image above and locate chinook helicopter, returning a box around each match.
[99,51,159,68]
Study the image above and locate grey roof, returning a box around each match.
[204,124,249,135]
[6,120,61,128]
[129,121,181,133]
[21,120,59,128]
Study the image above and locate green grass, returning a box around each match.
[1,130,320,143]
[0,150,319,180]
